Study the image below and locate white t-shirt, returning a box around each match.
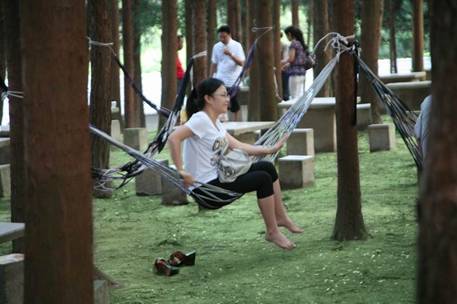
[211,39,245,87]
[183,111,227,185]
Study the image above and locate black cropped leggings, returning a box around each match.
[193,161,278,209]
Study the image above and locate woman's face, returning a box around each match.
[207,85,230,114]
[286,32,292,41]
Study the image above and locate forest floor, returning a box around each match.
[0,120,418,304]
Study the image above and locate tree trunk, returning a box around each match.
[160,0,177,127]
[332,0,367,241]
[88,0,112,183]
[134,0,145,128]
[313,0,331,97]
[386,0,398,74]
[359,0,383,124]
[248,0,260,121]
[227,0,242,42]
[417,2,457,303]
[273,0,282,100]
[241,0,249,49]
[306,0,313,46]
[122,0,139,127]
[5,0,25,253]
[256,0,277,121]
[192,0,207,87]
[207,0,217,74]
[0,1,5,124]
[109,0,123,130]
[185,0,193,63]
[21,1,93,302]
[291,0,299,27]
[412,0,424,72]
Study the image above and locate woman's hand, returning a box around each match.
[178,170,195,188]
[267,135,289,154]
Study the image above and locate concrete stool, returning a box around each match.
[386,81,431,111]
[368,124,396,152]
[94,280,110,304]
[278,155,315,189]
[161,165,188,206]
[135,159,167,196]
[111,120,123,142]
[0,138,10,165]
[0,164,10,198]
[287,128,314,156]
[298,105,336,152]
[123,128,148,151]
[356,103,372,130]
[0,254,24,304]
[235,132,257,145]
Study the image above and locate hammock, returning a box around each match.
[355,56,423,169]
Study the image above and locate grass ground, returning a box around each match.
[0,127,418,304]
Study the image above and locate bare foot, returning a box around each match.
[265,231,296,250]
[277,219,304,234]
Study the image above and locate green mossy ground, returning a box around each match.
[0,128,418,304]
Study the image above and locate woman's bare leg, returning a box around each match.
[257,195,296,250]
[272,180,304,233]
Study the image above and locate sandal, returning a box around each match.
[168,250,196,267]
[154,258,179,276]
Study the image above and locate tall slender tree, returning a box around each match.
[385,0,399,73]
[227,0,242,42]
[332,0,367,241]
[256,0,277,121]
[21,1,93,302]
[109,0,123,130]
[0,2,6,123]
[5,0,25,253]
[273,0,282,100]
[417,2,457,303]
[412,0,424,71]
[306,0,313,46]
[207,0,217,73]
[133,0,145,128]
[291,0,300,27]
[160,0,177,121]
[313,0,331,97]
[248,0,260,121]
[185,0,193,64]
[88,0,112,197]
[122,0,140,127]
[192,0,207,87]
[359,0,383,124]
[241,0,249,49]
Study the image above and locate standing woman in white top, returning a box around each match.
[168,78,303,250]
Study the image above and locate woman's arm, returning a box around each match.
[168,125,195,187]
[281,47,296,70]
[226,132,287,156]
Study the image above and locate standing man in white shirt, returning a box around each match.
[210,25,245,121]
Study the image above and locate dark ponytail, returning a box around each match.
[185,78,225,119]
[284,26,309,52]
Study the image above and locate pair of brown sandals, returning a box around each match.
[154,250,196,276]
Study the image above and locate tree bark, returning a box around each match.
[21,1,93,302]
[359,0,383,124]
[122,0,140,127]
[185,0,193,63]
[5,0,25,253]
[313,0,331,97]
[417,2,457,303]
[291,0,299,27]
[273,0,282,100]
[160,0,177,124]
[248,0,260,121]
[133,0,145,128]
[109,0,123,130]
[192,0,207,87]
[256,0,277,121]
[241,0,249,50]
[332,0,367,241]
[386,0,398,74]
[0,2,6,123]
[227,0,242,42]
[306,0,313,46]
[412,0,424,72]
[88,0,112,187]
[207,0,217,74]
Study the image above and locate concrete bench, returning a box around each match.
[111,120,123,142]
[161,164,188,206]
[0,254,24,304]
[223,121,275,145]
[0,164,10,197]
[386,81,431,111]
[0,126,9,138]
[278,155,315,189]
[135,159,168,196]
[356,103,372,130]
[368,124,396,152]
[287,128,314,156]
[123,128,148,151]
[380,71,426,84]
[0,138,10,165]
[0,222,25,244]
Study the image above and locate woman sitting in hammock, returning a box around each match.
[168,78,303,250]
